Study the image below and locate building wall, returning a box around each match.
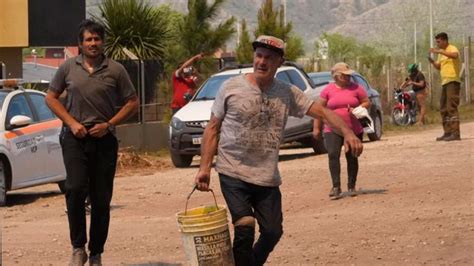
[0,48,23,78]
[0,0,29,47]
[116,122,170,151]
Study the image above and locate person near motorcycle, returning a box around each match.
[313,62,370,198]
[400,63,427,125]
[171,53,203,114]
[428,32,462,141]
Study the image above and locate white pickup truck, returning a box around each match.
[168,62,326,167]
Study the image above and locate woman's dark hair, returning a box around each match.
[435,32,448,41]
[78,19,105,43]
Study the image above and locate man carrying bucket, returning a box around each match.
[195,35,363,265]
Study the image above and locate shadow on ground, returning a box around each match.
[5,190,62,206]
[126,263,182,266]
[331,188,388,200]
[278,151,316,162]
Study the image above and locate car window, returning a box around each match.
[0,92,7,110]
[276,71,291,85]
[194,74,238,100]
[352,75,370,93]
[309,72,333,86]
[6,94,34,125]
[28,93,56,121]
[286,69,306,91]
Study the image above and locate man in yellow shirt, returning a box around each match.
[429,32,461,141]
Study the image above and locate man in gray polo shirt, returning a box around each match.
[46,20,138,266]
[195,35,363,265]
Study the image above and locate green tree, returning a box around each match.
[94,0,172,60]
[236,19,253,64]
[320,33,358,63]
[156,5,186,73]
[253,0,304,61]
[179,0,235,57]
[284,35,305,62]
[177,0,236,76]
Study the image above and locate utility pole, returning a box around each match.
[282,0,287,25]
[428,0,434,106]
[414,21,417,63]
[466,36,471,104]
[236,19,241,46]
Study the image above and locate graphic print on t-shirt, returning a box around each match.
[233,94,285,156]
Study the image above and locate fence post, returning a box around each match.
[466,37,472,104]
[386,56,392,105]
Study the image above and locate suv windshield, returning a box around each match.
[0,92,8,109]
[194,74,238,101]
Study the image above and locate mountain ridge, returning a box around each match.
[86,0,474,53]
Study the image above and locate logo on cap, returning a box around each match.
[252,35,285,56]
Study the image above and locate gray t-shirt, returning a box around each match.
[49,55,136,125]
[212,74,313,187]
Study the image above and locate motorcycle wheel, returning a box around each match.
[392,109,410,126]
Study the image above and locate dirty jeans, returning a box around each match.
[60,128,118,256]
[219,174,283,266]
[440,81,461,136]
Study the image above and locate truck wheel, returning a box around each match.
[171,152,193,168]
[368,113,382,141]
[0,160,7,207]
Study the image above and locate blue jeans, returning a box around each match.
[219,174,283,266]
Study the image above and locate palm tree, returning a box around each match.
[93,0,172,60]
[179,0,235,58]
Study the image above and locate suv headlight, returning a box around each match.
[171,117,185,131]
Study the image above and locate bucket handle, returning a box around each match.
[185,185,219,215]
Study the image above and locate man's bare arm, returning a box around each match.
[306,101,363,157]
[195,114,221,191]
[45,90,88,138]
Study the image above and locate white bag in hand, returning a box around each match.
[351,106,375,134]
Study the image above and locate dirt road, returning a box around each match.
[2,122,473,265]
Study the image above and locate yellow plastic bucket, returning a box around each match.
[176,187,234,266]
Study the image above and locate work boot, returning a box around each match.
[69,247,87,266]
[89,254,102,266]
[329,187,341,197]
[444,134,461,141]
[436,133,450,141]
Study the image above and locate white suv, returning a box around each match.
[0,79,66,206]
[169,63,326,167]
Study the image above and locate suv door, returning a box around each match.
[4,93,47,187]
[279,69,313,140]
[26,92,65,179]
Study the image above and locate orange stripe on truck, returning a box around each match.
[4,119,62,139]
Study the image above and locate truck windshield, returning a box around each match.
[194,74,238,101]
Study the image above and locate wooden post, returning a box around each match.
[465,37,471,104]
[387,56,392,105]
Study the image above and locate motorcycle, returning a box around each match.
[391,87,417,126]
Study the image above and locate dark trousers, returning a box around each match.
[219,174,283,266]
[323,132,363,189]
[440,81,461,136]
[60,129,118,255]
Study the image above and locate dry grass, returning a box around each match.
[116,147,172,177]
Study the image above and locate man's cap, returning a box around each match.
[252,35,285,56]
[331,62,355,77]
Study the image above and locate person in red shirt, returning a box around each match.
[171,53,203,114]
